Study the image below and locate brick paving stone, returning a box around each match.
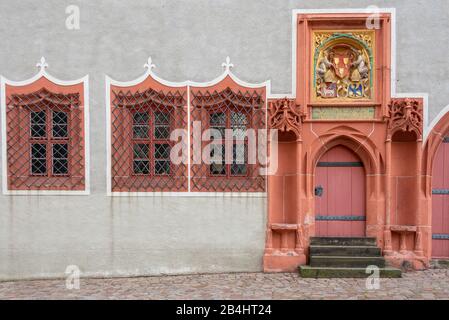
[0,269,449,300]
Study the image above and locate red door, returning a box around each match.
[432,137,449,258]
[314,145,366,237]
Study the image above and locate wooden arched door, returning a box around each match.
[314,145,366,237]
[432,137,449,258]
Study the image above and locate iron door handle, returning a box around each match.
[315,185,324,197]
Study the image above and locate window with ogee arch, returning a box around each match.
[190,85,266,192]
[110,85,188,192]
[4,82,87,192]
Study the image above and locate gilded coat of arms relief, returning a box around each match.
[313,31,374,101]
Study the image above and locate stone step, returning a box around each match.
[299,265,402,278]
[309,245,382,257]
[310,237,377,247]
[430,259,449,269]
[310,255,386,268]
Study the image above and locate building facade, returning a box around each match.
[1,1,449,280]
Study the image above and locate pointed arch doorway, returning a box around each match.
[314,145,366,237]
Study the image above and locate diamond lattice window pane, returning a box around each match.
[31,143,47,174]
[31,143,46,158]
[31,159,47,175]
[133,160,150,174]
[52,124,68,138]
[52,143,68,158]
[232,126,247,140]
[231,111,248,125]
[210,112,226,138]
[230,164,247,175]
[133,112,149,139]
[210,112,226,125]
[231,144,247,176]
[133,144,149,160]
[210,163,226,175]
[133,126,149,139]
[52,143,68,175]
[155,160,170,175]
[232,143,246,163]
[53,159,68,175]
[210,144,226,175]
[154,111,170,125]
[133,112,149,124]
[31,110,46,124]
[154,125,170,139]
[31,124,46,138]
[210,144,225,163]
[52,111,68,124]
[155,143,170,159]
[30,111,46,138]
[231,112,247,139]
[52,111,68,138]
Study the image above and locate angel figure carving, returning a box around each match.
[351,50,370,81]
[316,51,336,83]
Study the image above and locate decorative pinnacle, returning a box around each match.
[36,57,48,71]
[144,57,156,71]
[221,56,234,72]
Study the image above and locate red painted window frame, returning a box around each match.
[189,82,266,192]
[109,81,189,193]
[5,80,86,191]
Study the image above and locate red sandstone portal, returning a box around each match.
[264,12,429,272]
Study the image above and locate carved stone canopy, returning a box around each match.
[268,98,302,139]
[387,98,423,141]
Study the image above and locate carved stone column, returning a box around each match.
[386,98,425,267]
[263,98,306,272]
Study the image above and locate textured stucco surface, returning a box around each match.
[0,195,266,280]
[0,0,448,280]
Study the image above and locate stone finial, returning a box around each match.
[144,57,156,71]
[36,57,48,71]
[221,56,234,72]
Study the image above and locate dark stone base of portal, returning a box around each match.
[298,237,402,278]
[263,252,307,273]
[298,265,402,278]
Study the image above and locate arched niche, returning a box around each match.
[389,129,420,229]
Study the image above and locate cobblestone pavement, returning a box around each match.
[1,269,449,300]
